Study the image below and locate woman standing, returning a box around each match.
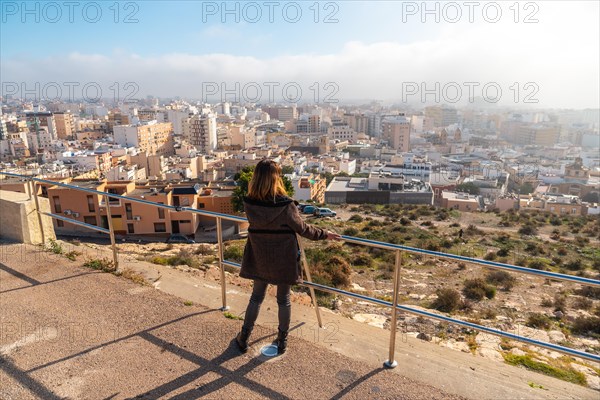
[236,159,340,354]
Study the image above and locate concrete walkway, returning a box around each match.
[1,241,598,399]
[1,242,463,399]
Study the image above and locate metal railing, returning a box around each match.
[1,170,599,367]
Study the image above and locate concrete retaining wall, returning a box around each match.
[0,190,56,244]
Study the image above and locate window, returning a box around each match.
[198,203,205,209]
[154,223,166,232]
[127,223,134,234]
[158,203,165,219]
[179,220,191,224]
[173,196,180,206]
[52,196,61,213]
[572,208,577,214]
[56,219,64,227]
[84,216,97,226]
[125,203,133,220]
[87,195,95,212]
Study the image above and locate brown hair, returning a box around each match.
[247,159,288,202]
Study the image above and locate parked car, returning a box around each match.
[297,203,309,212]
[166,234,195,244]
[315,208,337,217]
[302,205,317,214]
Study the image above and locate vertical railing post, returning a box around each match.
[27,178,33,200]
[103,194,119,271]
[384,250,402,369]
[298,236,323,328]
[216,217,229,311]
[31,178,46,246]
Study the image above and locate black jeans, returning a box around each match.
[242,280,291,333]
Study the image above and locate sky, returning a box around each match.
[1,1,599,108]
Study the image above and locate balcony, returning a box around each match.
[99,199,121,208]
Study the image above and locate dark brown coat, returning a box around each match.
[240,196,327,285]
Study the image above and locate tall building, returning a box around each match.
[424,106,458,128]
[309,115,321,133]
[343,113,369,134]
[327,123,357,142]
[167,109,192,136]
[0,119,7,140]
[381,116,411,152]
[53,112,75,139]
[184,114,217,154]
[108,112,132,132]
[515,124,560,146]
[264,106,297,122]
[113,121,174,155]
[24,111,57,139]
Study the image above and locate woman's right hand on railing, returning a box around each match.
[326,231,342,241]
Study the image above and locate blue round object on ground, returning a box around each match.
[260,345,278,357]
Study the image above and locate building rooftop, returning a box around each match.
[129,187,167,196]
[442,192,480,201]
[61,180,103,190]
[172,185,201,195]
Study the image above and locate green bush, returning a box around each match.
[503,353,587,385]
[577,286,600,299]
[223,244,244,263]
[540,297,554,307]
[431,288,462,313]
[564,259,583,271]
[194,244,215,255]
[573,297,593,310]
[46,239,63,255]
[65,250,82,261]
[527,259,546,270]
[553,294,567,313]
[518,224,538,236]
[83,258,116,273]
[399,217,411,225]
[496,248,510,257]
[311,255,352,288]
[463,278,496,301]
[151,249,200,269]
[350,252,373,268]
[485,270,516,291]
[571,316,600,336]
[349,214,363,223]
[526,313,552,329]
[343,227,359,236]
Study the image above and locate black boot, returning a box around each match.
[236,327,252,353]
[276,329,288,354]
